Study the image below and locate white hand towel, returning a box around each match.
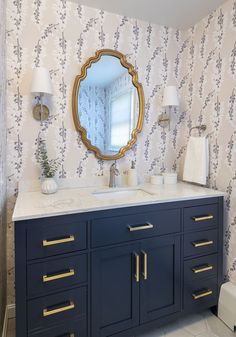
[183,136,209,185]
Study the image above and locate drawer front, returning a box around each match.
[184,278,218,311]
[28,287,87,331]
[184,204,218,231]
[27,254,87,298]
[184,254,218,283]
[28,319,86,337]
[27,221,87,260]
[184,229,218,257]
[91,208,181,247]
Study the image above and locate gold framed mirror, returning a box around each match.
[72,49,144,160]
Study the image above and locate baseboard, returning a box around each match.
[1,304,16,337]
[6,305,15,320]
[1,308,8,337]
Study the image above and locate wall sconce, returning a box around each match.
[158,86,179,128]
[31,67,53,121]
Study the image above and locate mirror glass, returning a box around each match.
[73,50,144,160]
[77,55,140,157]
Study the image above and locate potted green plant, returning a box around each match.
[36,140,61,194]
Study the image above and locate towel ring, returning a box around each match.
[189,125,207,136]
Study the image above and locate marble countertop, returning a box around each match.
[12,182,225,221]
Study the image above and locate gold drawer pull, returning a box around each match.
[192,240,213,248]
[192,215,214,222]
[128,223,154,232]
[192,289,213,300]
[192,264,213,274]
[43,301,75,317]
[43,269,75,283]
[43,235,75,247]
[141,251,148,280]
[134,253,140,283]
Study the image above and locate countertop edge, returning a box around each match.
[13,192,225,222]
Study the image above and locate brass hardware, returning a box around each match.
[43,235,75,247]
[134,253,140,283]
[142,251,148,280]
[192,289,213,300]
[158,113,170,128]
[192,264,213,274]
[72,49,145,161]
[128,223,154,232]
[192,240,214,248]
[43,269,75,283]
[33,104,49,121]
[192,215,214,222]
[43,301,75,317]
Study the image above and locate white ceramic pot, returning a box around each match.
[150,174,163,185]
[163,173,178,185]
[41,178,58,194]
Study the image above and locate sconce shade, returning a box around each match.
[162,86,179,107]
[31,67,53,95]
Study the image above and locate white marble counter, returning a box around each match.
[12,182,225,221]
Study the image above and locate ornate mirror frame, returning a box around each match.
[72,49,145,160]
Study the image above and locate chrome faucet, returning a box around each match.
[109,163,119,188]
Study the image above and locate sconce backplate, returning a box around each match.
[158,113,170,128]
[33,104,49,121]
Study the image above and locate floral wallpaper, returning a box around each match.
[79,84,107,151]
[176,0,236,284]
[0,0,7,325]
[5,0,236,304]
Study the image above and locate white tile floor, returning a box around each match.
[6,310,235,337]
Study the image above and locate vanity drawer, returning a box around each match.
[27,221,87,260]
[184,278,218,311]
[91,208,181,247]
[184,229,218,257]
[184,204,218,231]
[184,254,218,283]
[27,254,87,298]
[28,318,87,337]
[28,287,87,331]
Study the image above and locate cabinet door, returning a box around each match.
[91,244,140,337]
[140,236,181,323]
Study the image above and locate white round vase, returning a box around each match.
[41,178,58,194]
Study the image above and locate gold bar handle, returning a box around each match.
[192,289,213,300]
[43,235,75,247]
[192,215,214,222]
[192,264,213,274]
[43,301,75,317]
[192,240,213,248]
[43,269,75,283]
[141,251,148,280]
[128,223,154,232]
[134,253,140,283]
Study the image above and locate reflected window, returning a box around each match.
[108,89,135,151]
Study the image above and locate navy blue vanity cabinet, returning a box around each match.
[140,236,181,324]
[91,244,140,337]
[15,196,223,337]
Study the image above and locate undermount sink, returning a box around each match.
[92,188,154,200]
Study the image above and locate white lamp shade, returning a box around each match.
[162,86,179,107]
[31,67,53,95]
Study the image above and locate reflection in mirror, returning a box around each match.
[78,55,139,156]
